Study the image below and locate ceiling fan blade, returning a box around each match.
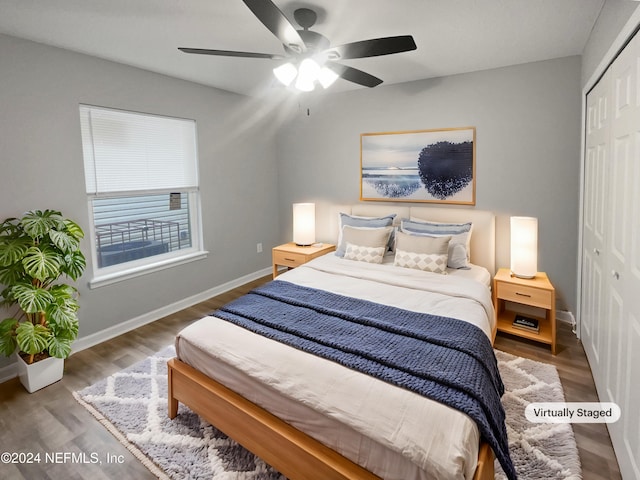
[326,62,383,88]
[242,0,306,53]
[178,47,283,59]
[327,35,416,60]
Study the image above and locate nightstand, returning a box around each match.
[272,242,336,278]
[493,268,556,354]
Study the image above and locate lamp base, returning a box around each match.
[511,270,536,279]
[295,243,313,247]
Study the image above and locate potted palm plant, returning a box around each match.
[0,209,86,392]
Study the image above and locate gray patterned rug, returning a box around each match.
[494,350,581,479]
[74,346,581,480]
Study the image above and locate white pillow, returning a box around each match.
[393,232,451,274]
[401,219,472,269]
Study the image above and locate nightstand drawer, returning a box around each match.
[497,282,552,309]
[272,250,305,268]
[272,243,336,278]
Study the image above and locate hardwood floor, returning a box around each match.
[0,275,621,479]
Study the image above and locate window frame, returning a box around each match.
[79,105,207,288]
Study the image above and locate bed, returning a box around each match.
[168,205,514,480]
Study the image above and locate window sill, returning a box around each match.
[88,250,209,289]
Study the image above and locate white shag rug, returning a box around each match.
[74,346,581,479]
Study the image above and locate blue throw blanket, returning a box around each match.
[213,280,516,480]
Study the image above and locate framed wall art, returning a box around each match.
[360,127,476,205]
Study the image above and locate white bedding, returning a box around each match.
[381,254,492,287]
[295,254,494,338]
[176,253,495,479]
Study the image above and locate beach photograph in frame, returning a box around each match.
[360,127,476,204]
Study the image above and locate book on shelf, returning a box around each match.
[512,323,540,334]
[512,314,539,333]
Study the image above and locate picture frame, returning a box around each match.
[360,127,476,204]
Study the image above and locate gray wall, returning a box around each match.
[5,0,636,370]
[0,34,280,367]
[276,56,582,313]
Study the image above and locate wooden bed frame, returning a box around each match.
[168,205,498,480]
[168,357,495,480]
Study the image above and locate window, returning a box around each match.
[79,105,205,287]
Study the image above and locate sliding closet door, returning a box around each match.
[582,28,640,479]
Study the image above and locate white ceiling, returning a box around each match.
[0,0,605,96]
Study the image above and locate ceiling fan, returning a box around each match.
[178,0,417,91]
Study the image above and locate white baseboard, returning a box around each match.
[0,363,17,385]
[557,310,578,337]
[72,266,273,353]
[0,266,272,385]
[556,310,576,325]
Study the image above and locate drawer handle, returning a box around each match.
[284,258,297,262]
[515,292,532,298]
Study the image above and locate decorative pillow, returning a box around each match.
[393,232,451,274]
[344,242,386,264]
[336,213,396,257]
[336,225,393,258]
[401,219,472,269]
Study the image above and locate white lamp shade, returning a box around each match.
[273,63,297,86]
[297,58,320,82]
[294,77,315,92]
[293,203,316,246]
[510,216,538,278]
[318,66,339,88]
[294,58,320,91]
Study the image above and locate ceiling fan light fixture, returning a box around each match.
[298,58,321,82]
[293,58,321,91]
[318,66,339,88]
[273,62,297,86]
[178,4,417,92]
[294,76,315,92]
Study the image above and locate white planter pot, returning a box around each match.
[16,353,64,393]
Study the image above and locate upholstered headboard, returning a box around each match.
[316,204,496,276]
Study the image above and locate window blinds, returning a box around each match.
[80,105,198,195]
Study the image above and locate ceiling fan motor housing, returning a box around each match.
[293,8,317,29]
